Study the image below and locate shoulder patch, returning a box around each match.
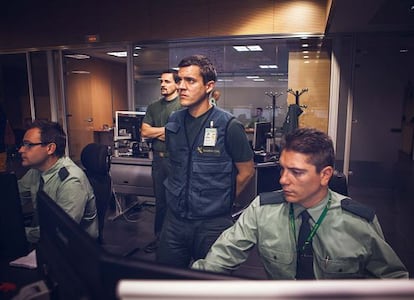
[341,198,375,222]
[260,190,286,206]
[58,167,70,181]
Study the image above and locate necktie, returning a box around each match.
[296,210,315,279]
[38,176,45,192]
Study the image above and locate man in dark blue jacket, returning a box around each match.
[156,55,255,268]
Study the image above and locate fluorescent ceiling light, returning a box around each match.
[303,55,309,59]
[217,79,233,82]
[65,54,90,60]
[233,46,249,52]
[246,76,260,79]
[259,65,278,69]
[107,51,138,57]
[253,78,265,81]
[302,50,309,53]
[247,45,262,51]
[134,46,142,50]
[233,45,262,52]
[302,44,309,47]
[400,49,409,53]
[107,51,127,57]
[71,70,90,74]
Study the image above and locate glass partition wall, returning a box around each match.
[0,35,331,164]
[132,36,331,135]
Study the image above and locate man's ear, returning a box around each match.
[320,166,334,186]
[206,81,215,94]
[46,143,57,155]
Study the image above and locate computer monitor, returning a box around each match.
[117,279,414,300]
[100,251,243,300]
[37,190,244,300]
[0,173,28,260]
[115,111,145,142]
[36,190,104,300]
[253,122,271,151]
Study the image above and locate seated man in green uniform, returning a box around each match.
[193,127,408,279]
[18,120,98,243]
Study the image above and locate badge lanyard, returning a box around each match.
[289,192,332,252]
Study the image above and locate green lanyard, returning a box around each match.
[289,193,332,252]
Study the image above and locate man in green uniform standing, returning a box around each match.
[18,120,98,243]
[193,127,408,279]
[141,69,181,253]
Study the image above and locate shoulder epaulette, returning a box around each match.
[58,167,69,181]
[260,190,286,206]
[341,198,375,222]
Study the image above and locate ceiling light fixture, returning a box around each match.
[233,45,263,52]
[71,70,91,74]
[65,54,90,60]
[246,76,260,79]
[259,65,278,69]
[247,45,263,51]
[253,78,265,82]
[233,46,249,52]
[302,44,309,48]
[107,51,127,57]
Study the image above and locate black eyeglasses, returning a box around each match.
[19,142,49,149]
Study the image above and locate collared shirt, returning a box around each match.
[192,190,408,279]
[18,156,98,242]
[292,193,330,232]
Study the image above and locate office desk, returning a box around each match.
[0,260,42,299]
[111,156,154,197]
[109,157,281,213]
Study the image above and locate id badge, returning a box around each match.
[203,127,217,147]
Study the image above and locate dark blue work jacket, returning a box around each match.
[164,107,236,219]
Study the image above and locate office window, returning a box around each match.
[133,36,331,132]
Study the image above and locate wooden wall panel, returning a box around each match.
[0,0,329,51]
[89,59,128,130]
[287,50,331,132]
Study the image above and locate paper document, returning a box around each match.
[9,249,37,269]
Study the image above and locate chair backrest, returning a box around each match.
[81,143,112,243]
[328,170,348,196]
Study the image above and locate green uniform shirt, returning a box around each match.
[192,190,408,279]
[143,96,181,152]
[18,156,98,243]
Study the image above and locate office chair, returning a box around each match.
[81,143,113,244]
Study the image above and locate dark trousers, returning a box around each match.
[156,210,233,268]
[151,155,169,236]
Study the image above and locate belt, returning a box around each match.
[153,151,169,158]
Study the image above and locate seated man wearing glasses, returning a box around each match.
[18,120,98,243]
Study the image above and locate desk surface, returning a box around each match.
[111,156,152,166]
[0,260,42,299]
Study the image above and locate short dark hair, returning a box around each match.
[161,69,180,83]
[281,127,335,172]
[28,120,66,157]
[178,55,217,84]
